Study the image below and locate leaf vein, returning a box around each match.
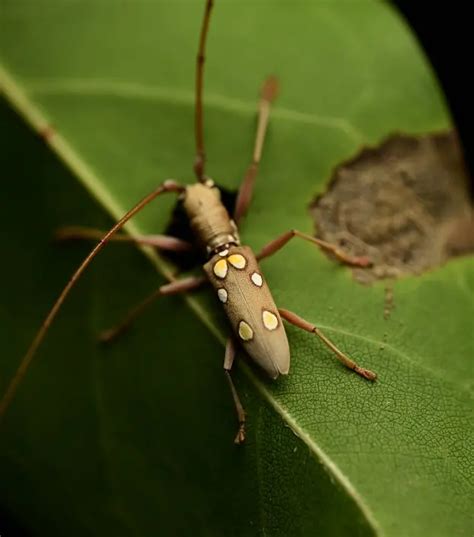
[23,76,366,143]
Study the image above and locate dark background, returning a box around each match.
[395,2,473,190]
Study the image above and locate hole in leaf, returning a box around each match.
[311,131,474,284]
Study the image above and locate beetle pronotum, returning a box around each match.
[0,0,376,443]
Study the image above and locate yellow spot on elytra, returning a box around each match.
[217,288,228,303]
[213,259,228,279]
[238,320,254,341]
[262,310,278,331]
[251,272,263,287]
[228,254,246,269]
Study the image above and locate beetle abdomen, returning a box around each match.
[204,245,290,378]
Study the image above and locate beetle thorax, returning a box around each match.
[182,182,240,256]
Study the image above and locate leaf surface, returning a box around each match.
[0,1,472,536]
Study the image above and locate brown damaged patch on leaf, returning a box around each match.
[311,131,474,284]
[383,285,394,319]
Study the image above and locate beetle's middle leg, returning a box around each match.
[224,338,246,444]
[99,275,207,344]
[256,229,371,267]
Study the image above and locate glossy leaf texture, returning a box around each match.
[0,1,472,536]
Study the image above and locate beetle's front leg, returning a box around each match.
[256,229,371,268]
[279,308,377,381]
[233,76,279,223]
[223,338,246,444]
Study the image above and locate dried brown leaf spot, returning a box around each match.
[311,131,474,284]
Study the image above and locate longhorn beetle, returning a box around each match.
[0,0,377,443]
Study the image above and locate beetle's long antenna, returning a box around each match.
[194,0,214,182]
[0,180,183,421]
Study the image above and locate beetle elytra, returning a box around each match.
[0,0,377,444]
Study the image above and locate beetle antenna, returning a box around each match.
[0,180,183,421]
[194,0,214,183]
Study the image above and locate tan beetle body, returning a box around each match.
[183,182,290,378]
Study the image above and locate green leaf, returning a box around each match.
[1,1,472,536]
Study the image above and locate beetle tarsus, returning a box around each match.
[355,366,377,381]
[343,253,373,268]
[98,327,123,345]
[234,424,246,445]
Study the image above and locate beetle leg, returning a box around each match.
[224,338,246,444]
[279,308,377,381]
[99,275,207,344]
[256,229,372,267]
[234,76,279,223]
[56,226,193,252]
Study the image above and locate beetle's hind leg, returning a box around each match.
[56,226,201,343]
[224,338,246,444]
[99,275,207,344]
[279,308,377,381]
